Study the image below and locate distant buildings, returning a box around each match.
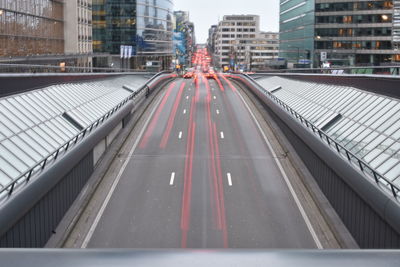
[0,0,93,68]
[280,0,400,67]
[173,11,196,67]
[207,25,218,53]
[93,0,174,70]
[279,0,314,68]
[64,0,93,68]
[211,15,279,71]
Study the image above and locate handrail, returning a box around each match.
[228,73,400,200]
[0,71,175,200]
[0,63,159,74]
[251,65,400,75]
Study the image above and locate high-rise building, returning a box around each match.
[0,0,65,57]
[279,0,315,67]
[213,15,279,70]
[207,25,218,53]
[93,0,174,70]
[64,0,93,68]
[173,11,196,67]
[394,1,400,52]
[136,0,174,69]
[92,0,136,54]
[315,0,397,66]
[280,0,400,67]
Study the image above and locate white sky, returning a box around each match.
[173,0,280,43]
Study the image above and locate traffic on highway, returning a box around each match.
[62,48,338,249]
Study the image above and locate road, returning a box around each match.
[84,74,318,248]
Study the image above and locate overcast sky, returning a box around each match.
[173,0,280,43]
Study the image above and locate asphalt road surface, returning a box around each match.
[86,74,318,249]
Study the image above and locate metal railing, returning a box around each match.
[0,71,175,200]
[253,65,400,76]
[230,73,400,200]
[0,63,150,74]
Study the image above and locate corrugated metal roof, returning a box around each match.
[0,75,148,194]
[257,76,400,186]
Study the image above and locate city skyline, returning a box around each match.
[173,0,280,43]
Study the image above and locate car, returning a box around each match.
[205,71,216,79]
[183,72,194,79]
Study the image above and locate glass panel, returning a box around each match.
[0,145,29,173]
[54,117,78,138]
[386,167,400,181]
[25,128,55,152]
[34,125,62,147]
[377,158,399,175]
[360,135,386,159]
[2,100,35,128]
[2,138,36,167]
[17,96,46,121]
[10,136,42,162]
[0,169,12,187]
[38,124,64,145]
[359,99,391,124]
[45,120,69,141]
[8,98,40,124]
[19,132,48,157]
[364,138,396,164]
[0,121,13,137]
[0,105,29,131]
[372,105,400,129]
[0,113,20,134]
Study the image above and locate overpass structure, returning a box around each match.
[0,71,399,249]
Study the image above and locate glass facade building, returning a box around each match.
[280,0,400,67]
[92,0,173,69]
[0,0,64,57]
[136,0,174,55]
[279,0,315,66]
[315,0,398,66]
[92,0,136,54]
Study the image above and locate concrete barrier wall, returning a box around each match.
[252,74,400,100]
[0,73,153,98]
[230,75,400,248]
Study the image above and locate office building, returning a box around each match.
[0,0,95,69]
[93,0,174,70]
[394,1,400,51]
[136,0,174,69]
[280,0,400,67]
[279,0,315,67]
[174,11,196,67]
[64,0,93,68]
[315,0,397,66]
[252,32,280,70]
[207,25,218,53]
[0,0,65,58]
[213,15,278,70]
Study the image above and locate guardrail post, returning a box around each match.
[8,183,15,196]
[391,185,397,199]
[42,158,47,170]
[346,151,351,161]
[359,161,364,172]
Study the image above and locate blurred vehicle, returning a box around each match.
[183,72,194,79]
[205,70,216,79]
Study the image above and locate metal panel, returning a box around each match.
[0,152,93,247]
